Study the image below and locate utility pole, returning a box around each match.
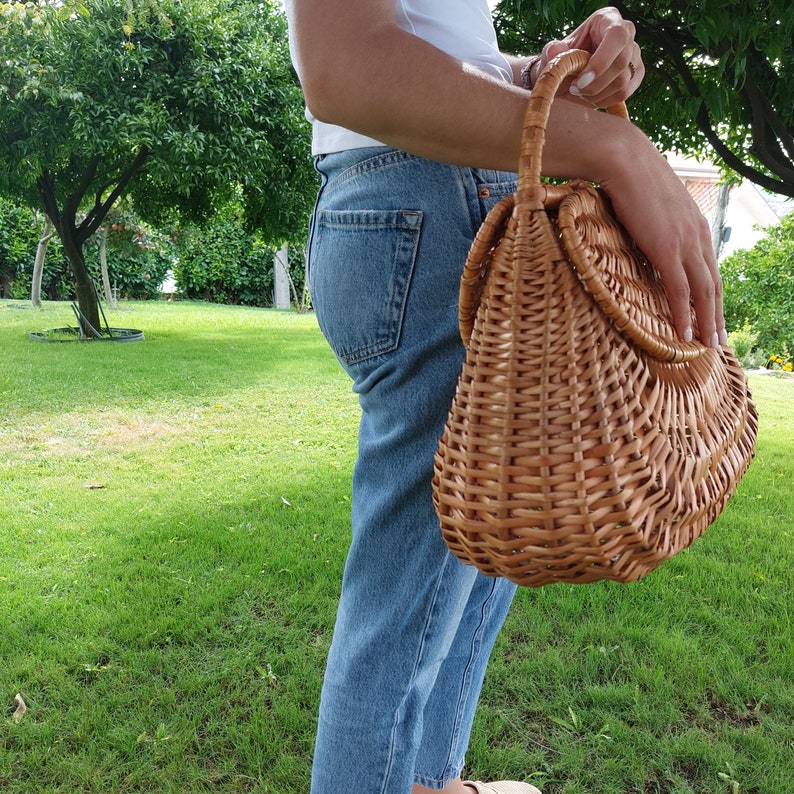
[711,182,732,260]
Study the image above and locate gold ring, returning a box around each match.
[628,60,636,79]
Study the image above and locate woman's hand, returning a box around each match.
[595,127,726,347]
[531,9,724,346]
[535,7,644,107]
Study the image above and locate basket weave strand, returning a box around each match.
[432,51,758,586]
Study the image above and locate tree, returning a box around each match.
[493,0,794,197]
[0,0,316,334]
[721,211,794,356]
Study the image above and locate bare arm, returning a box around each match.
[287,1,724,346]
[289,1,533,172]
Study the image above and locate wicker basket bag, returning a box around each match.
[432,51,758,587]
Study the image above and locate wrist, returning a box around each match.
[542,99,645,183]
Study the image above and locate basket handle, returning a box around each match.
[516,50,629,207]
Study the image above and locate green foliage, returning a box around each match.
[493,0,794,197]
[173,219,275,306]
[87,217,173,300]
[726,321,761,369]
[0,0,315,237]
[0,196,71,300]
[0,0,316,328]
[0,195,309,307]
[722,212,794,357]
[173,212,306,307]
[0,197,37,297]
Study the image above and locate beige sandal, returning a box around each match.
[464,782,543,794]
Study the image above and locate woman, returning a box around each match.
[285,3,725,792]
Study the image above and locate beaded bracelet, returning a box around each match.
[520,55,542,90]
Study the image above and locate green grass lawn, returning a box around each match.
[1,300,792,793]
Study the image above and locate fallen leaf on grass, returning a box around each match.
[13,694,26,722]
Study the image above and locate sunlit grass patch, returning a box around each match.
[1,300,791,793]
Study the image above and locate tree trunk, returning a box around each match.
[273,243,291,309]
[31,215,55,309]
[62,230,102,336]
[98,227,115,307]
[35,148,150,338]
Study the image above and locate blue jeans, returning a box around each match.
[307,147,519,793]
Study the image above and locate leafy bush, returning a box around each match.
[0,197,36,296]
[173,218,272,305]
[722,211,794,357]
[726,321,761,368]
[0,196,71,300]
[0,196,307,307]
[173,211,305,307]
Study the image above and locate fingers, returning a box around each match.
[541,40,570,64]
[533,39,572,82]
[539,41,643,106]
[569,41,644,106]
[668,209,726,348]
[600,144,727,349]
[684,241,727,348]
[643,213,726,348]
[661,231,728,349]
[663,265,726,348]
[547,8,644,105]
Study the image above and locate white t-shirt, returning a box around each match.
[288,0,512,155]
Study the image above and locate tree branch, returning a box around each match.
[36,170,60,228]
[692,100,793,196]
[630,14,794,197]
[63,154,100,235]
[744,77,794,178]
[749,49,794,164]
[76,146,151,243]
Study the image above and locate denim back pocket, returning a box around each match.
[308,209,423,366]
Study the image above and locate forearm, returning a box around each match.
[290,13,640,179]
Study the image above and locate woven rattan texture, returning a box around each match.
[433,51,758,587]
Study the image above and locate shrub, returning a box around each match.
[0,198,36,296]
[84,213,172,300]
[726,321,761,368]
[173,213,305,307]
[0,197,307,307]
[0,197,71,300]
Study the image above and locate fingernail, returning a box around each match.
[709,332,720,348]
[719,328,728,345]
[576,71,595,89]
[683,327,693,343]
